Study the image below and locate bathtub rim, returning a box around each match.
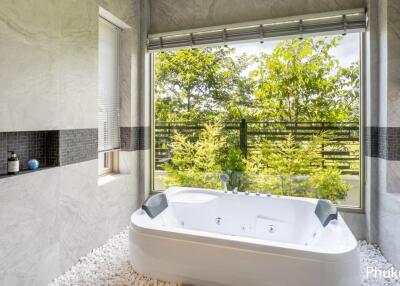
[131,187,359,261]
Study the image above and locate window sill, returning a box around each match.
[98,173,128,186]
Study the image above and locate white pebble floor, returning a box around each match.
[49,229,400,286]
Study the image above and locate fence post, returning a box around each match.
[240,119,248,157]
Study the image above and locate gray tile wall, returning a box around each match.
[365,127,379,158]
[0,129,98,176]
[0,131,59,175]
[120,126,150,151]
[59,129,98,166]
[0,133,6,174]
[365,127,400,160]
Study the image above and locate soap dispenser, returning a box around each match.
[7,151,20,175]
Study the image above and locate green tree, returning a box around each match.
[155,48,254,122]
[163,124,226,189]
[251,37,359,122]
[155,36,359,123]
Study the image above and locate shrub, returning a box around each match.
[163,124,226,189]
[164,123,351,203]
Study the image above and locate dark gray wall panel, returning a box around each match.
[59,129,98,166]
[121,126,150,151]
[0,131,59,175]
[365,127,400,160]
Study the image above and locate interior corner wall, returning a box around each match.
[0,0,146,285]
[149,0,366,34]
[376,0,400,268]
[138,0,152,203]
[364,0,380,245]
[365,0,400,268]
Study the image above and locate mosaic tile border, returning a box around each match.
[0,131,59,175]
[59,129,98,166]
[365,127,400,160]
[0,128,97,176]
[120,127,150,151]
[0,126,150,176]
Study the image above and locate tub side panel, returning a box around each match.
[129,226,360,286]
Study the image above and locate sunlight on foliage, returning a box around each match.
[163,124,226,189]
[155,36,359,123]
[156,36,358,204]
[164,124,351,203]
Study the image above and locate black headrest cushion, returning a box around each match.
[142,193,168,219]
[315,199,338,227]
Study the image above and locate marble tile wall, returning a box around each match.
[0,0,145,285]
[0,159,139,285]
[363,0,380,246]
[0,0,97,132]
[149,0,366,34]
[340,212,366,240]
[376,159,400,267]
[365,0,400,269]
[0,166,61,286]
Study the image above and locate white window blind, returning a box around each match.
[147,8,366,51]
[98,18,121,152]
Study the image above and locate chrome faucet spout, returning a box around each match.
[219,174,229,193]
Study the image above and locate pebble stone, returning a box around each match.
[49,229,400,286]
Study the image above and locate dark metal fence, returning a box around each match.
[155,120,360,175]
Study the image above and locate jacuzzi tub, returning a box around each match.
[129,187,360,286]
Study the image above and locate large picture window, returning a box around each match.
[152,33,361,208]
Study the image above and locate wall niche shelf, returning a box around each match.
[0,166,58,179]
[0,131,60,178]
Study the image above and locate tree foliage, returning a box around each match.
[251,37,359,122]
[164,124,351,203]
[163,124,226,189]
[156,36,359,203]
[155,48,253,122]
[155,36,360,122]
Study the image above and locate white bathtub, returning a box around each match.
[129,187,360,286]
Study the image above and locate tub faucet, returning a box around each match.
[219,174,229,193]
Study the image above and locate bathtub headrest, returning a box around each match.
[142,193,168,219]
[314,199,337,227]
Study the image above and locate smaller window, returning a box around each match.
[98,17,121,177]
[98,151,119,175]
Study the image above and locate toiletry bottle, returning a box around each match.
[7,151,20,175]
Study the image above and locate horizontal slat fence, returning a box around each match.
[155,120,359,175]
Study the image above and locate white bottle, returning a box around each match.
[7,151,20,175]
